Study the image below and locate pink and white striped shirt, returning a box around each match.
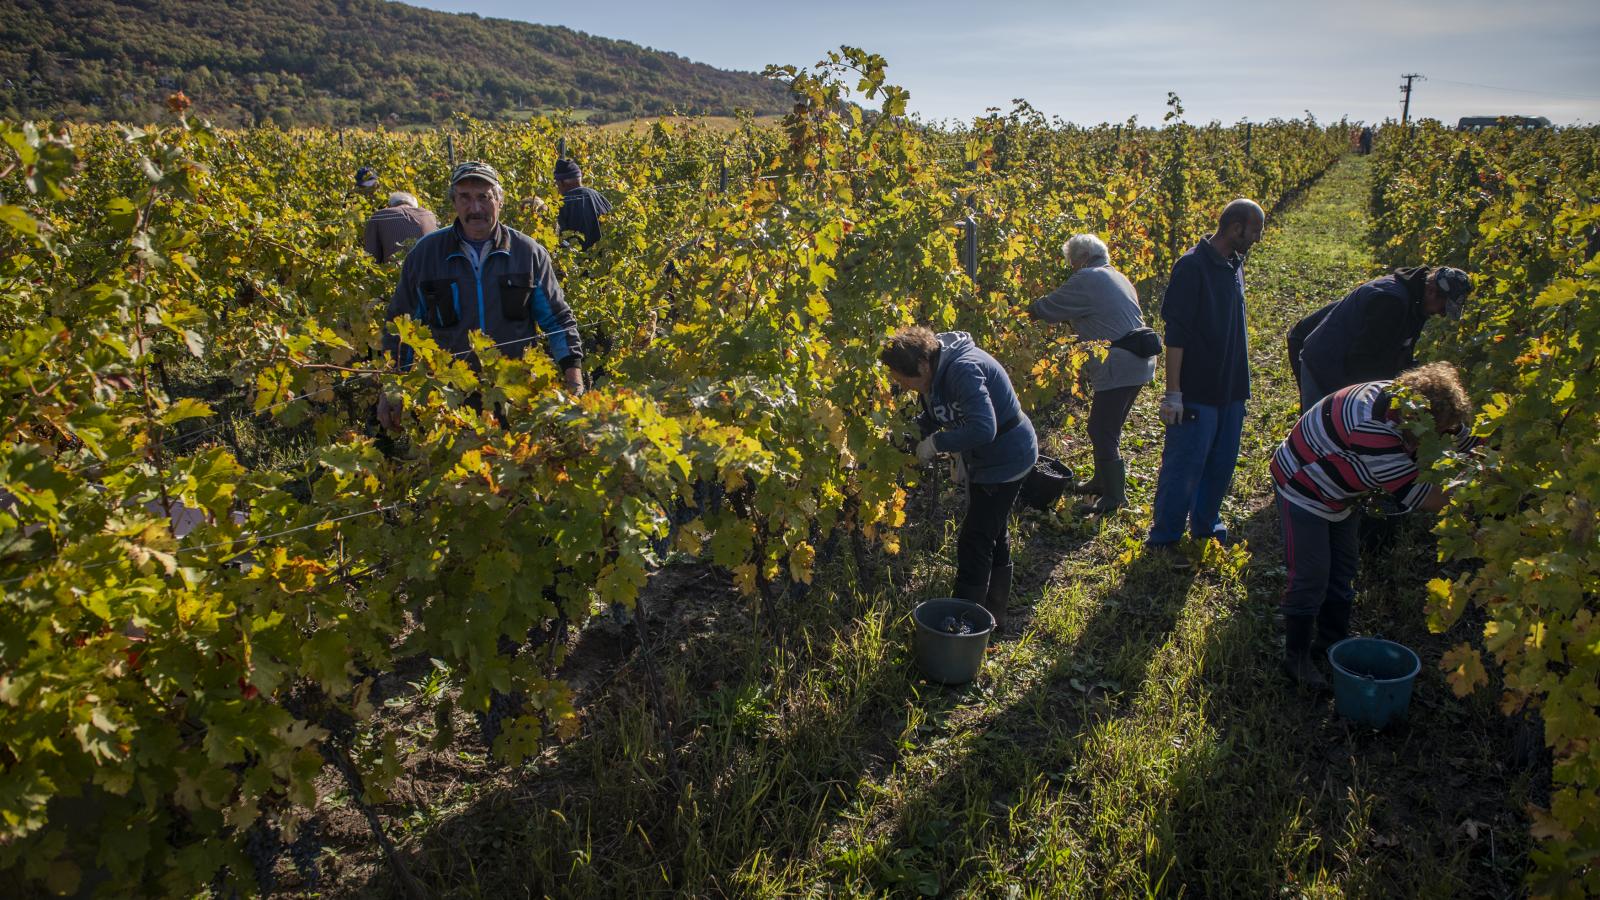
[1270,381,1474,521]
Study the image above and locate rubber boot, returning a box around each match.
[1080,459,1128,515]
[1282,614,1330,691]
[1311,598,1352,656]
[982,564,1012,632]
[1071,465,1101,496]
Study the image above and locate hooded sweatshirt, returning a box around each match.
[558,186,613,250]
[918,331,1039,484]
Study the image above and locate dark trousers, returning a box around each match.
[954,476,1026,592]
[1087,384,1142,466]
[1297,361,1330,414]
[1275,489,1359,618]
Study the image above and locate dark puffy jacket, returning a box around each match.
[918,331,1039,484]
[383,221,582,371]
[1299,270,1429,393]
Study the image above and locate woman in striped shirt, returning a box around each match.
[1270,362,1477,689]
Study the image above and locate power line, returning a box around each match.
[1427,77,1600,103]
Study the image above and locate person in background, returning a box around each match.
[355,165,379,197]
[362,191,440,264]
[377,161,584,430]
[881,326,1038,630]
[1147,199,1264,552]
[1293,266,1472,410]
[1269,362,1478,689]
[1028,233,1157,514]
[554,158,612,251]
[1358,125,1374,155]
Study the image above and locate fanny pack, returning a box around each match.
[1109,327,1163,359]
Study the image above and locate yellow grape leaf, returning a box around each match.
[676,519,706,555]
[788,541,816,585]
[1425,576,1468,632]
[732,563,758,597]
[1440,643,1490,697]
[1527,803,1574,842]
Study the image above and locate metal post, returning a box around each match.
[557,136,566,160]
[1244,121,1252,158]
[719,154,728,193]
[964,216,978,282]
[446,134,455,167]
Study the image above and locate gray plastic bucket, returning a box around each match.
[912,598,995,685]
[1328,637,1421,729]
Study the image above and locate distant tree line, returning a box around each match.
[0,0,792,126]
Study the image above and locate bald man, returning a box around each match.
[1148,198,1264,551]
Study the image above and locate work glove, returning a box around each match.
[1159,391,1184,426]
[916,436,940,465]
[952,454,968,487]
[376,390,403,432]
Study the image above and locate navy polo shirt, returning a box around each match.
[1160,238,1251,406]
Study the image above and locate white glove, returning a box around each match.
[916,436,939,464]
[1159,391,1184,426]
[952,454,968,486]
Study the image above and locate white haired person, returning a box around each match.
[1027,233,1158,513]
[362,190,440,264]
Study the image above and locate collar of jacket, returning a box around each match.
[443,220,513,255]
[1196,235,1243,270]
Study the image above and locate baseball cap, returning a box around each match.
[355,166,378,189]
[1432,267,1471,318]
[553,158,582,181]
[450,161,502,188]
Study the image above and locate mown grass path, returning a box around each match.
[349,155,1535,899]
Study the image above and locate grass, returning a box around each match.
[321,155,1538,898]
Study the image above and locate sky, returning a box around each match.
[407,0,1600,125]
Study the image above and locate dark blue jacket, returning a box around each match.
[1160,239,1251,406]
[918,332,1038,484]
[558,186,612,250]
[383,221,582,372]
[1299,271,1429,393]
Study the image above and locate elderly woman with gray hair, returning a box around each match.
[1027,234,1158,513]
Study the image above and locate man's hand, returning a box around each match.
[1159,391,1184,426]
[564,366,585,396]
[376,391,402,432]
[916,436,939,465]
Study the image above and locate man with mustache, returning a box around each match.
[378,161,585,430]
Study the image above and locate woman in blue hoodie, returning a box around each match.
[881,326,1039,629]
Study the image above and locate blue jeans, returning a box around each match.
[1147,400,1245,545]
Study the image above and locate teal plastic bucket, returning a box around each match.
[912,599,995,685]
[1327,637,1421,729]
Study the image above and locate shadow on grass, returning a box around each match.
[339,513,1088,897]
[1139,502,1537,898]
[828,548,1200,895]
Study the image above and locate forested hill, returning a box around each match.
[0,0,793,126]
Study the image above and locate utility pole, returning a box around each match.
[1399,73,1423,124]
